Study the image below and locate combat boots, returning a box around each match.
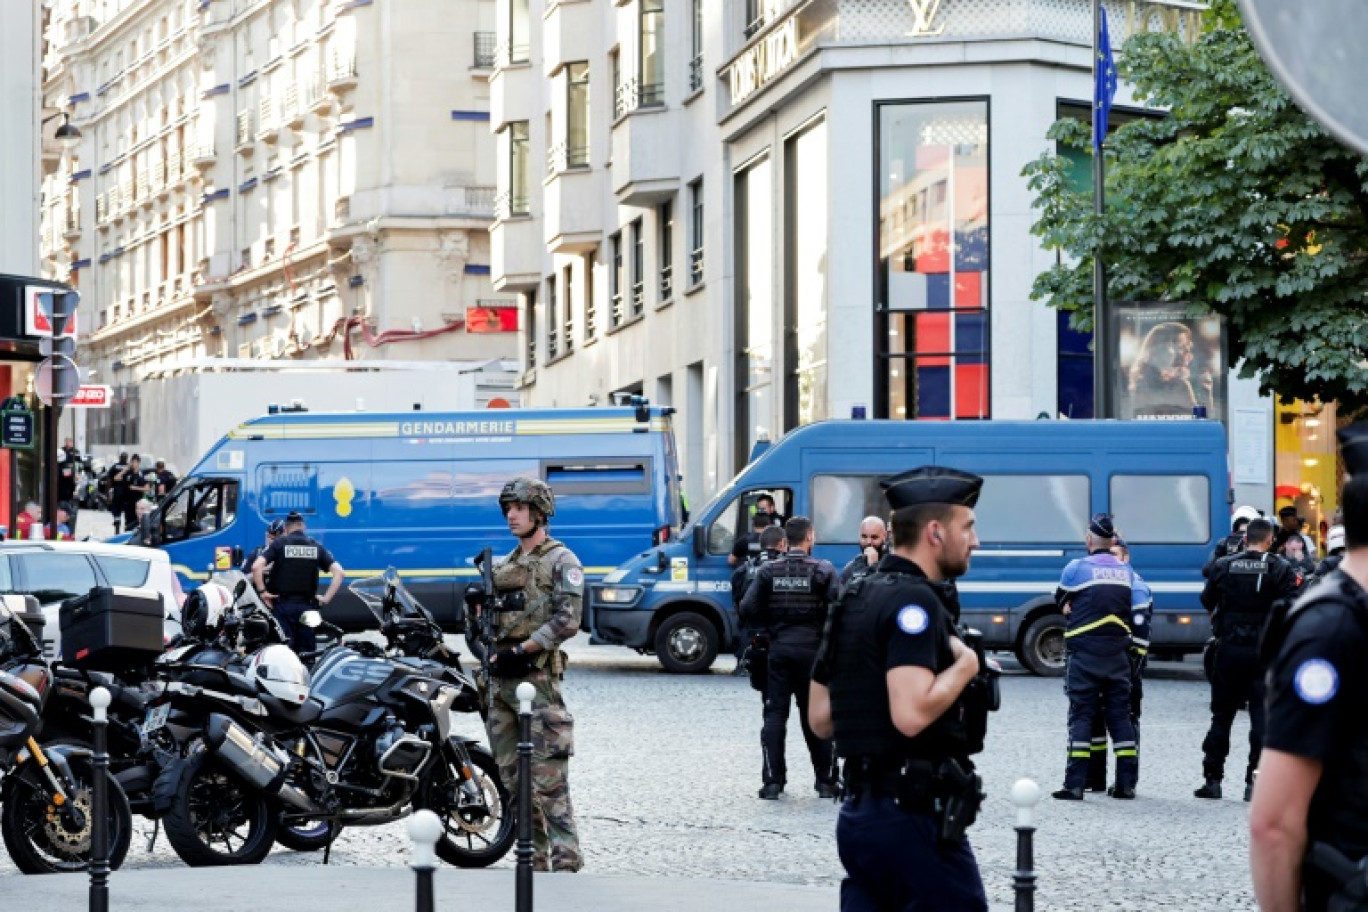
[1194,778,1222,800]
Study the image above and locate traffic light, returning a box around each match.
[36,290,80,406]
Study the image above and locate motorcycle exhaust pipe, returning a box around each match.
[203,714,321,814]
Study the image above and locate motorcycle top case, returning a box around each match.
[59,586,164,671]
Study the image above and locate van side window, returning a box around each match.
[1110,474,1209,544]
[707,488,792,555]
[543,459,652,495]
[975,475,1091,544]
[161,481,240,543]
[812,476,887,543]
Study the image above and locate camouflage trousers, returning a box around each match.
[486,667,582,872]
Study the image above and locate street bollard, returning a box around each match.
[89,686,112,912]
[516,680,536,912]
[1011,778,1042,912]
[409,809,442,912]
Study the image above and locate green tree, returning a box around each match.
[1024,0,1368,409]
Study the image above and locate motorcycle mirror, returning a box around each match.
[232,580,248,599]
[300,610,323,629]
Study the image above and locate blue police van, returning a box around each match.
[127,405,682,631]
[590,419,1226,674]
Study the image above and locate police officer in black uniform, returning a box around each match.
[241,518,286,575]
[729,508,776,566]
[808,467,991,911]
[1204,505,1260,578]
[1251,424,1368,912]
[739,515,840,799]
[1195,517,1301,802]
[251,511,345,653]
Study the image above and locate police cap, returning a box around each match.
[1089,512,1117,538]
[1340,423,1368,476]
[879,467,983,510]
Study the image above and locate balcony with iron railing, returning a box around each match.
[326,53,358,93]
[546,141,590,175]
[659,263,673,303]
[614,77,664,119]
[190,145,218,169]
[690,246,704,286]
[631,278,645,317]
[235,110,255,151]
[610,291,624,328]
[493,189,530,220]
[473,32,496,69]
[689,54,704,93]
[282,84,303,127]
[136,168,150,201]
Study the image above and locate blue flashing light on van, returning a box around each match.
[590,419,1227,675]
[129,405,681,631]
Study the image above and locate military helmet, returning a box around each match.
[499,476,555,518]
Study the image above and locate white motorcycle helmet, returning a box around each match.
[249,645,312,704]
[1232,505,1262,528]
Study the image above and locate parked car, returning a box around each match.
[0,540,184,661]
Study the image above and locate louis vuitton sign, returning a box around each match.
[727,15,800,106]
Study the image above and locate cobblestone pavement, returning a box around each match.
[14,510,1255,908]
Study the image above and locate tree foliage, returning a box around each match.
[1023,0,1368,410]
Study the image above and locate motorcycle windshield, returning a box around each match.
[348,567,437,627]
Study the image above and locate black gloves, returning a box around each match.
[492,646,534,679]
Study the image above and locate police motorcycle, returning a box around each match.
[0,594,135,873]
[158,568,513,868]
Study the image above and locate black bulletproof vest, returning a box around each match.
[767,552,824,625]
[829,572,965,762]
[271,533,321,598]
[1215,551,1281,644]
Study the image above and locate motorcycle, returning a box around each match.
[157,569,513,868]
[0,595,134,874]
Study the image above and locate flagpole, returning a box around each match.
[1092,0,1111,419]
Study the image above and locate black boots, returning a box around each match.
[1052,786,1085,801]
[1194,778,1222,800]
[758,783,782,800]
[1107,785,1136,800]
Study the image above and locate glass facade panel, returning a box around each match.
[567,63,589,167]
[735,156,774,465]
[785,118,829,428]
[509,121,529,215]
[509,0,529,63]
[639,0,664,105]
[877,100,989,420]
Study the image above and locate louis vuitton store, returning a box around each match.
[715,0,1233,467]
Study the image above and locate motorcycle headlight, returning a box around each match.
[595,586,642,606]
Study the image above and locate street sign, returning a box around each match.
[1,406,34,450]
[35,355,81,407]
[24,286,78,339]
[1240,0,1368,155]
[68,384,112,409]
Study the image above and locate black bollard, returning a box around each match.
[515,680,536,912]
[89,686,112,912]
[1011,778,1042,912]
[408,809,442,912]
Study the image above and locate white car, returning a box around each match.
[0,540,185,662]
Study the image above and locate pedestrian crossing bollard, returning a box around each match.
[1011,778,1042,912]
[409,809,442,912]
[89,686,112,912]
[516,680,536,912]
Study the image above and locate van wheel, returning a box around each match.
[654,612,719,674]
[1018,613,1068,677]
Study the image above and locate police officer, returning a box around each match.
[733,525,787,688]
[739,516,839,799]
[840,517,888,589]
[1053,513,1141,800]
[1250,424,1368,912]
[1086,535,1152,792]
[729,507,775,567]
[251,511,344,654]
[808,467,990,910]
[484,477,582,872]
[1204,505,1261,577]
[1311,524,1345,580]
[241,519,286,575]
[1195,516,1301,801]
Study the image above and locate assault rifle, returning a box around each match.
[464,547,498,687]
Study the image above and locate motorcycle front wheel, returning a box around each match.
[162,752,277,866]
[0,755,133,874]
[423,747,514,868]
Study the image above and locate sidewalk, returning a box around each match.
[11,866,839,912]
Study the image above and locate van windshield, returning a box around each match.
[680,483,734,536]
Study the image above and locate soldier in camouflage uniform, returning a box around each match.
[484,477,584,872]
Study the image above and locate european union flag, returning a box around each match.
[1093,5,1118,151]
